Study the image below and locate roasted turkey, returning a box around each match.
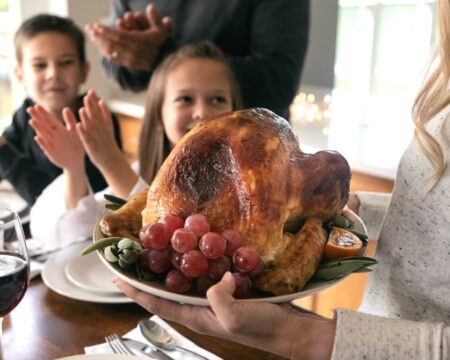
[100,108,351,295]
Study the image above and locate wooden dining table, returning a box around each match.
[3,276,286,360]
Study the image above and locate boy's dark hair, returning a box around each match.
[14,14,85,64]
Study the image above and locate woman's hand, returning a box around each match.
[114,272,336,360]
[28,105,84,172]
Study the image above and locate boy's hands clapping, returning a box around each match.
[28,105,84,173]
[77,90,122,171]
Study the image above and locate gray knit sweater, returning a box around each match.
[331,108,450,359]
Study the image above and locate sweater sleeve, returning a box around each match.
[30,169,149,250]
[229,0,310,116]
[29,174,106,250]
[0,109,58,205]
[355,191,391,240]
[331,308,450,359]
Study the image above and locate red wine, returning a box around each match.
[0,252,29,317]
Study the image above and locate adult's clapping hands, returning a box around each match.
[85,4,172,70]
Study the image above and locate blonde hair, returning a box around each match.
[411,0,448,191]
[138,42,243,184]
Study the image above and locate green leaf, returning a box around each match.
[105,203,122,211]
[104,194,127,205]
[81,237,123,255]
[312,256,377,281]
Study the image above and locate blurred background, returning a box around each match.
[0,0,436,180]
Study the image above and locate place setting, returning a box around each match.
[40,240,132,304]
[82,315,222,360]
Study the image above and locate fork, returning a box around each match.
[105,333,135,355]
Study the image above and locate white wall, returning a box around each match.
[301,0,339,91]
[66,0,119,99]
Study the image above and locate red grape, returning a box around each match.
[207,256,230,280]
[165,269,192,293]
[222,229,244,256]
[184,214,210,237]
[161,214,185,238]
[233,246,261,272]
[194,275,217,295]
[180,250,208,278]
[170,250,183,269]
[199,232,227,259]
[247,258,264,279]
[139,223,170,250]
[148,248,172,274]
[171,229,198,253]
[136,248,152,272]
[232,272,252,299]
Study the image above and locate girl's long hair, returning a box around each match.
[138,42,243,184]
[411,0,448,191]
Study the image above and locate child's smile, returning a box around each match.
[15,32,89,117]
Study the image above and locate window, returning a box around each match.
[329,0,436,176]
[0,0,13,133]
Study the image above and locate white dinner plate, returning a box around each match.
[65,251,122,295]
[93,210,368,306]
[55,355,145,360]
[41,242,132,304]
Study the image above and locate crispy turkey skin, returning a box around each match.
[100,108,351,295]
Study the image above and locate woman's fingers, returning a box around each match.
[113,278,220,334]
[206,272,246,331]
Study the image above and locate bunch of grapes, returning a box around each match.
[137,213,263,298]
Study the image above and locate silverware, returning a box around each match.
[105,334,134,355]
[139,319,209,360]
[122,337,174,360]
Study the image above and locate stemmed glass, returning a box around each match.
[0,208,30,360]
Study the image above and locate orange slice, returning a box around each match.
[323,227,363,261]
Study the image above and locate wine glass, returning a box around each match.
[0,208,30,360]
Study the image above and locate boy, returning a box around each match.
[0,14,122,205]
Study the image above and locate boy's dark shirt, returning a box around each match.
[0,96,122,205]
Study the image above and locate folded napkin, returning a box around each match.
[30,259,44,280]
[85,315,222,360]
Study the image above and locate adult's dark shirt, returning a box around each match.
[0,97,122,205]
[103,0,310,118]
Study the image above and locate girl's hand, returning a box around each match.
[77,90,122,170]
[28,105,84,172]
[114,272,335,360]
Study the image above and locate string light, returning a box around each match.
[290,91,333,126]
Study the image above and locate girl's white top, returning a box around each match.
[30,162,147,250]
[332,107,450,358]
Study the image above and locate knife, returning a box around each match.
[123,337,175,360]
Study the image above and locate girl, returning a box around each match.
[115,1,450,359]
[29,41,242,249]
